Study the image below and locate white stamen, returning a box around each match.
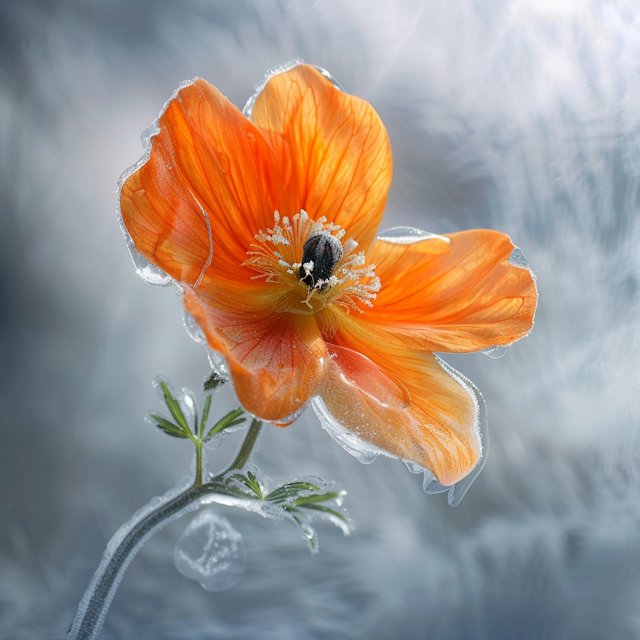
[243,211,380,316]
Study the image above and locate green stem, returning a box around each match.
[214,418,263,479]
[194,440,203,487]
[68,418,264,640]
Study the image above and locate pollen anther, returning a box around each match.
[243,210,380,316]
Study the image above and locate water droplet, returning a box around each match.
[140,123,160,149]
[422,470,450,494]
[174,510,246,592]
[120,222,172,286]
[480,345,510,359]
[182,308,207,344]
[376,227,450,245]
[403,460,424,474]
[270,404,307,427]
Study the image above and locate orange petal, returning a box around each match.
[120,78,286,291]
[362,229,537,353]
[251,64,392,251]
[184,287,328,423]
[319,318,480,486]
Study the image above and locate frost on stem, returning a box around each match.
[68,378,350,640]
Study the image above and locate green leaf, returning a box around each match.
[198,394,212,438]
[292,492,342,506]
[148,413,190,439]
[226,471,264,498]
[287,512,318,552]
[160,382,192,437]
[265,482,321,503]
[204,408,246,442]
[300,503,350,527]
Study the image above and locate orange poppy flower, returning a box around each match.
[119,63,537,493]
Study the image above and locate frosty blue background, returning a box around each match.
[2,1,640,638]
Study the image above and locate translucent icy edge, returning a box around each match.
[310,65,346,92]
[311,396,389,464]
[508,246,531,272]
[480,245,537,358]
[243,60,344,119]
[115,77,201,288]
[433,356,489,506]
[269,402,309,426]
[312,357,486,506]
[480,344,511,359]
[402,460,425,474]
[376,227,450,245]
[206,348,231,388]
[182,306,207,345]
[186,188,213,290]
[508,244,539,339]
[243,58,304,118]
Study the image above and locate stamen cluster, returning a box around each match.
[244,210,381,316]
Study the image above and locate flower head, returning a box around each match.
[119,63,537,489]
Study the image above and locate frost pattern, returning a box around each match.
[174,510,246,592]
[508,247,530,270]
[376,227,450,245]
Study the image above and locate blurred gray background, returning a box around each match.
[2,1,640,638]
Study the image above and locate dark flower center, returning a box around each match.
[299,231,344,289]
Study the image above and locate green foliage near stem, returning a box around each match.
[160,381,192,436]
[148,378,350,552]
[204,408,246,442]
[148,412,191,439]
[149,384,246,445]
[226,470,350,551]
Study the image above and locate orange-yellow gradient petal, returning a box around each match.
[251,64,392,251]
[320,317,480,486]
[184,287,328,423]
[120,78,287,290]
[363,229,537,353]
